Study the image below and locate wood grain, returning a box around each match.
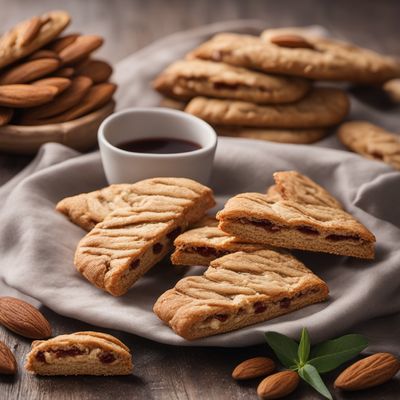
[0,0,399,399]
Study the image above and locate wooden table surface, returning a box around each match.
[1,1,400,399]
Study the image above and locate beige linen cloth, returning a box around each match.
[0,21,399,350]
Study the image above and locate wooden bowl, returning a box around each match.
[0,101,115,155]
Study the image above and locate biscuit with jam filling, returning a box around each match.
[25,331,132,376]
[154,250,329,340]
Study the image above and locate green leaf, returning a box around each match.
[298,328,311,366]
[265,331,299,368]
[308,334,368,373]
[298,364,333,400]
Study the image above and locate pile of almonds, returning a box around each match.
[0,11,116,127]
[232,353,400,399]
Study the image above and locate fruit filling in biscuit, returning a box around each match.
[25,332,133,376]
[217,190,375,259]
[71,178,215,296]
[238,217,365,243]
[198,287,324,332]
[35,346,117,364]
[154,250,329,340]
[171,224,266,267]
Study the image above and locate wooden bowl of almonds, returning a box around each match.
[0,10,117,154]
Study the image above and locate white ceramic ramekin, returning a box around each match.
[98,107,217,184]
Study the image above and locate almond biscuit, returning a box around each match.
[25,331,132,376]
[154,59,310,104]
[154,249,329,340]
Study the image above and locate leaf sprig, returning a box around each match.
[265,328,368,399]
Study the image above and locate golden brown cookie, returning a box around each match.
[0,11,71,69]
[57,178,215,231]
[216,126,328,144]
[273,171,343,209]
[217,192,375,259]
[73,178,215,296]
[153,59,310,104]
[189,32,400,84]
[171,224,266,266]
[337,121,400,170]
[184,88,349,128]
[154,249,329,340]
[25,331,132,376]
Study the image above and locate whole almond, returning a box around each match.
[0,107,13,126]
[52,67,75,78]
[257,370,300,399]
[35,82,116,124]
[76,59,113,83]
[0,85,58,108]
[0,297,52,339]
[0,340,17,374]
[19,15,52,47]
[334,352,400,391]
[232,357,275,380]
[0,58,60,85]
[20,76,92,121]
[27,49,60,61]
[32,77,71,94]
[47,33,80,53]
[19,16,42,47]
[59,35,104,66]
[270,34,315,50]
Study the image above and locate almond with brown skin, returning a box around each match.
[34,82,116,124]
[75,59,113,83]
[334,352,400,391]
[59,35,104,66]
[0,297,52,339]
[232,357,275,380]
[0,58,60,84]
[0,340,17,374]
[47,33,80,53]
[0,107,13,126]
[270,34,315,50]
[0,85,58,108]
[19,16,44,48]
[20,76,92,121]
[32,77,71,94]
[257,370,300,399]
[27,49,60,61]
[52,67,75,78]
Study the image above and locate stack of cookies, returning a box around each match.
[0,10,116,127]
[153,28,400,144]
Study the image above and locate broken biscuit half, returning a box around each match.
[25,331,132,376]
